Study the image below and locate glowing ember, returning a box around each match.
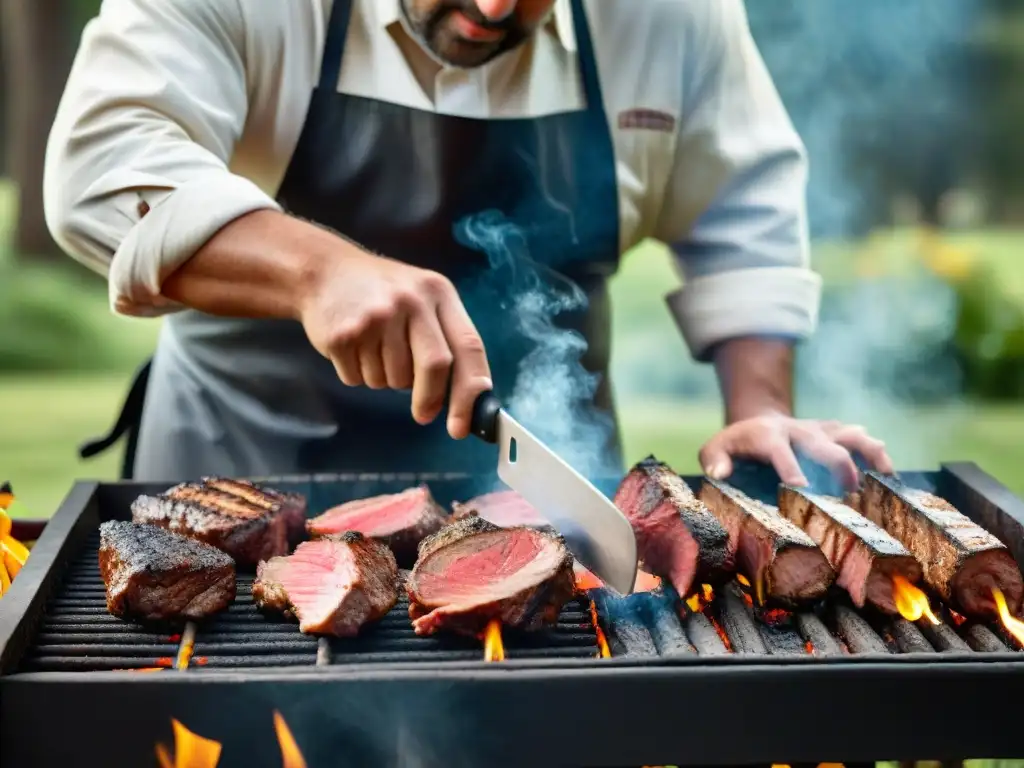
[804,640,815,655]
[948,608,967,626]
[736,574,750,587]
[891,574,940,625]
[482,619,505,662]
[685,583,714,612]
[992,587,1024,647]
[587,599,612,658]
[154,711,306,767]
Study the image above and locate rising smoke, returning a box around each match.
[456,210,620,483]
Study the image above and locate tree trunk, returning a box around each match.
[1,0,75,261]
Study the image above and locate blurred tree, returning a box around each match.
[1,0,76,259]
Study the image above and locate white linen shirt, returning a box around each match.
[43,0,821,360]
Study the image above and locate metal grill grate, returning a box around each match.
[18,533,601,673]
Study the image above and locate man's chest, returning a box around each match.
[232,0,687,253]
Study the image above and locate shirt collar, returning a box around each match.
[371,0,577,53]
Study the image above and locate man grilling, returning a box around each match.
[44,0,893,487]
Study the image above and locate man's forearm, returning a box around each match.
[161,209,340,319]
[712,337,794,423]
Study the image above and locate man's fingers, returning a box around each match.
[408,311,453,426]
[793,431,859,489]
[699,438,734,480]
[358,333,387,390]
[382,316,413,390]
[766,438,809,487]
[830,425,894,474]
[437,294,492,440]
[331,342,363,387]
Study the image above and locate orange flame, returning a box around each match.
[891,574,940,625]
[273,711,308,768]
[482,619,505,662]
[154,711,305,767]
[573,563,661,593]
[587,599,612,658]
[685,583,714,612]
[992,587,1024,647]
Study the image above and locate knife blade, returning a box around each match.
[470,391,638,595]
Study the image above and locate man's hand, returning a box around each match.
[161,210,492,439]
[298,247,493,439]
[699,415,894,489]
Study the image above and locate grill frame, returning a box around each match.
[0,463,1023,767]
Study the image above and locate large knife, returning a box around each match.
[470,391,638,595]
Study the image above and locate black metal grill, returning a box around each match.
[2,465,1024,768]
[19,533,600,673]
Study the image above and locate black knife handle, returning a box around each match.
[470,391,502,444]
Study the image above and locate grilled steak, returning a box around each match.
[306,486,448,567]
[860,472,1024,618]
[204,477,307,546]
[406,513,575,637]
[253,532,399,637]
[778,485,922,614]
[700,480,835,608]
[613,457,732,599]
[454,490,551,529]
[99,520,236,622]
[132,479,292,567]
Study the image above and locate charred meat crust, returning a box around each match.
[860,472,1024,617]
[204,477,308,546]
[98,520,236,622]
[406,512,575,637]
[132,480,294,567]
[700,480,835,608]
[615,457,733,598]
[777,485,922,615]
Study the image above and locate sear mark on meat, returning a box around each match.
[306,485,448,568]
[99,520,236,623]
[778,485,922,615]
[613,457,732,599]
[700,479,835,608]
[204,477,308,546]
[860,472,1024,619]
[253,531,399,637]
[132,478,299,567]
[406,512,575,637]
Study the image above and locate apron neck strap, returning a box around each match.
[318,0,606,113]
[319,0,355,91]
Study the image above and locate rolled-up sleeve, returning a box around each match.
[654,0,821,361]
[43,0,281,317]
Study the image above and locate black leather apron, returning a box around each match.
[83,0,623,483]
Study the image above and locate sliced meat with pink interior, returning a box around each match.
[253,532,399,637]
[306,486,448,567]
[700,480,835,608]
[778,485,922,614]
[406,513,575,637]
[860,472,1024,619]
[453,490,550,529]
[613,456,732,599]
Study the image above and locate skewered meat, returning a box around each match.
[406,513,575,637]
[700,480,835,607]
[777,485,922,614]
[99,520,235,622]
[253,532,399,637]
[453,490,551,529]
[613,457,732,598]
[204,477,308,546]
[306,486,448,567]
[860,472,1024,618]
[132,479,294,566]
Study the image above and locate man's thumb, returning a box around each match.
[700,441,734,480]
